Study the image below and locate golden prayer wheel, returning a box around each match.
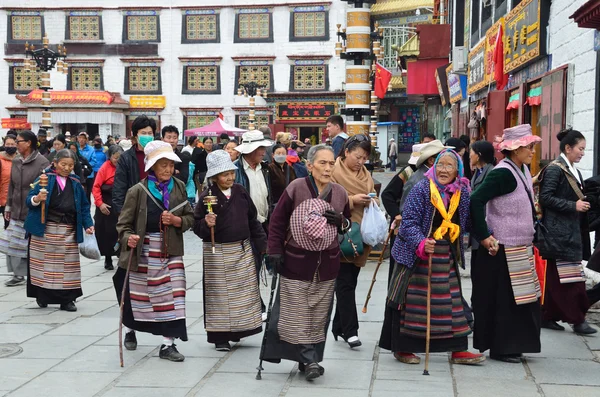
[346,65,370,84]
[346,9,371,28]
[346,121,370,137]
[346,26,371,53]
[345,84,371,109]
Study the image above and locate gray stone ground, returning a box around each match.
[0,171,599,396]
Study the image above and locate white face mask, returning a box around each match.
[274,154,287,164]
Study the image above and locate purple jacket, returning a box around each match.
[391,178,470,269]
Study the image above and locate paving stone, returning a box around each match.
[372,379,454,396]
[324,336,377,361]
[116,357,219,387]
[216,344,294,374]
[18,335,100,359]
[537,328,594,359]
[541,384,600,397]
[376,354,452,381]
[95,329,168,347]
[7,371,120,397]
[178,339,228,359]
[0,324,52,343]
[289,359,373,390]
[194,372,285,397]
[527,357,600,386]
[50,344,154,372]
[456,377,540,397]
[82,287,120,301]
[77,281,113,298]
[101,387,190,397]
[0,358,61,390]
[185,289,204,302]
[285,387,370,397]
[46,317,118,336]
[452,354,529,380]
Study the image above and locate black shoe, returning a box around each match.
[215,342,231,352]
[541,320,565,331]
[298,362,325,375]
[573,321,598,335]
[104,258,114,270]
[332,331,340,342]
[159,344,185,362]
[36,298,47,308]
[490,353,522,364]
[346,336,362,349]
[5,276,25,287]
[124,331,137,351]
[304,363,322,380]
[60,301,77,312]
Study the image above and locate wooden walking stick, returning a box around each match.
[118,248,135,367]
[423,252,433,376]
[39,171,48,224]
[362,227,395,313]
[203,190,218,254]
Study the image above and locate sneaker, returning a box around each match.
[346,336,362,349]
[159,344,185,362]
[450,351,486,365]
[5,276,25,287]
[215,342,231,352]
[573,321,598,335]
[124,331,137,351]
[393,352,421,364]
[60,301,77,312]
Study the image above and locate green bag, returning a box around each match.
[340,222,364,260]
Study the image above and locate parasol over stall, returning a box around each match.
[183,118,247,137]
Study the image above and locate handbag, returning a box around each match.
[340,222,364,260]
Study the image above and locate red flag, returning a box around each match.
[374,63,392,99]
[492,25,508,90]
[218,112,224,120]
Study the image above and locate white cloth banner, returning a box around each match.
[27,110,125,125]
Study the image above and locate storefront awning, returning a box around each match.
[506,93,520,110]
[27,110,125,125]
[396,34,420,58]
[371,0,434,16]
[390,75,406,90]
[570,0,600,29]
[526,87,542,106]
[407,58,449,96]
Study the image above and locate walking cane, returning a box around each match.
[423,252,433,376]
[118,248,135,367]
[256,266,279,380]
[362,227,395,313]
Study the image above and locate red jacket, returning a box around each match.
[92,160,116,206]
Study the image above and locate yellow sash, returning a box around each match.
[429,179,461,242]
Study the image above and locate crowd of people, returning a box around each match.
[0,115,599,381]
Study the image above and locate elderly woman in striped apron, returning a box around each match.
[24,149,94,312]
[114,141,195,362]
[381,149,485,366]
[262,144,351,381]
[194,150,267,352]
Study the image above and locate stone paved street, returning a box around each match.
[1,171,599,397]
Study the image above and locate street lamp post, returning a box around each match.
[237,76,267,131]
[24,34,67,135]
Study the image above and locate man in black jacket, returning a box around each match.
[161,125,190,184]
[37,129,51,156]
[112,115,156,213]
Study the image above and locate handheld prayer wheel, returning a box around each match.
[39,171,48,224]
[203,193,218,254]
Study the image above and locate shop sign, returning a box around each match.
[1,118,30,129]
[435,63,450,106]
[129,95,166,109]
[506,55,551,89]
[464,0,471,47]
[503,0,548,74]
[484,18,504,86]
[277,103,337,120]
[467,39,488,94]
[446,64,467,104]
[26,90,114,104]
[435,69,447,106]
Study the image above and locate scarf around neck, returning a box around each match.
[331,156,374,197]
[424,149,470,206]
[147,171,174,209]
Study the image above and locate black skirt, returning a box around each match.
[542,258,590,325]
[471,246,541,355]
[94,185,118,257]
[113,267,188,341]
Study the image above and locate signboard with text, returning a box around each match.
[129,95,166,109]
[503,0,549,74]
[484,18,504,86]
[1,118,30,129]
[26,90,114,104]
[276,103,337,120]
[467,39,488,94]
[446,64,467,104]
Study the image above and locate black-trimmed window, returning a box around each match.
[495,1,507,22]
[183,65,221,94]
[68,67,104,90]
[481,2,493,34]
[290,11,328,41]
[236,115,271,130]
[123,15,160,43]
[234,64,273,94]
[9,66,42,94]
[182,14,219,43]
[8,14,44,43]
[185,115,219,130]
[124,66,162,94]
[67,15,102,41]
[234,12,273,43]
[471,0,480,47]
[291,64,328,91]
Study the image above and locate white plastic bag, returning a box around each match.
[79,233,101,260]
[360,201,388,246]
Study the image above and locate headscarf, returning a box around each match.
[424,149,471,206]
[147,171,174,209]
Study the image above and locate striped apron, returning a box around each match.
[505,245,541,305]
[29,222,81,290]
[0,220,28,259]
[129,233,186,322]
[203,239,262,333]
[278,273,335,345]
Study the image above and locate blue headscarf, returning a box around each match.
[424,149,471,205]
